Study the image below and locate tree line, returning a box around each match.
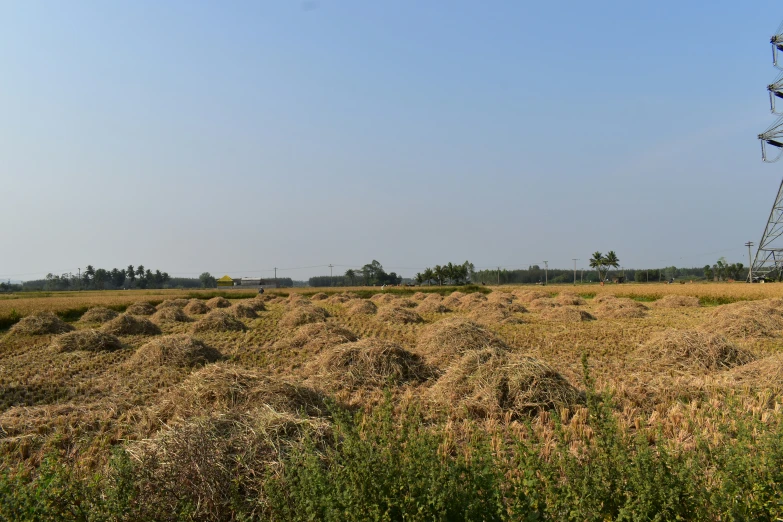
[414,261,475,285]
[310,260,404,287]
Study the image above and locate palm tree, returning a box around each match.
[589,252,605,282]
[344,269,356,286]
[604,251,620,280]
[415,273,424,285]
[433,265,444,286]
[422,268,434,286]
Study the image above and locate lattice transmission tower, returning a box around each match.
[753,20,783,281]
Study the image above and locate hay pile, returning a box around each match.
[346,299,377,315]
[156,299,189,310]
[51,330,124,353]
[594,298,648,319]
[246,298,267,312]
[309,339,433,389]
[711,354,783,390]
[593,294,617,304]
[556,293,586,306]
[192,311,248,333]
[285,294,309,306]
[514,290,549,303]
[79,307,119,324]
[636,329,755,372]
[126,302,156,316]
[184,299,210,315]
[704,299,783,338]
[102,314,162,336]
[310,292,329,301]
[397,298,418,309]
[458,293,488,310]
[441,295,463,309]
[416,300,451,314]
[279,305,329,329]
[415,317,509,367]
[486,292,514,305]
[654,295,700,308]
[158,363,327,418]
[376,306,423,325]
[206,296,232,309]
[467,303,524,325]
[422,293,444,303]
[151,307,192,324]
[274,323,359,354]
[326,294,351,304]
[429,349,582,418]
[528,298,561,311]
[231,302,258,319]
[541,306,595,323]
[412,292,428,301]
[127,334,222,368]
[370,293,398,305]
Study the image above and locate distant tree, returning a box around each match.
[199,272,216,288]
[415,272,424,285]
[126,265,135,287]
[162,272,170,286]
[422,268,434,286]
[433,265,445,286]
[703,265,714,281]
[589,252,605,282]
[111,268,126,288]
[344,269,356,286]
[136,265,145,279]
[93,268,108,290]
[604,251,620,279]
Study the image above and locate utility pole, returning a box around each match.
[543,261,548,286]
[78,268,81,291]
[274,267,277,288]
[328,264,334,287]
[572,258,579,286]
[745,241,754,282]
[581,269,584,283]
[497,267,500,286]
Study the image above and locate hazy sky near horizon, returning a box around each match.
[2,1,782,281]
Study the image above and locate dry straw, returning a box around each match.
[127,334,222,368]
[156,299,189,310]
[415,317,509,367]
[102,314,162,335]
[274,322,358,354]
[151,307,192,324]
[231,302,258,319]
[527,298,561,311]
[51,330,124,352]
[416,300,451,314]
[376,306,424,324]
[457,292,488,311]
[310,292,329,301]
[635,329,755,372]
[279,305,329,329]
[192,310,248,333]
[486,292,514,305]
[79,307,119,324]
[710,353,783,390]
[412,292,428,301]
[308,339,433,389]
[514,290,550,303]
[704,299,783,338]
[556,293,586,306]
[206,296,232,309]
[541,306,595,323]
[346,299,377,315]
[594,298,648,319]
[184,299,210,315]
[370,293,398,305]
[654,295,700,308]
[429,349,582,419]
[125,302,157,316]
[467,303,524,325]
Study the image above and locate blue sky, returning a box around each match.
[1,1,781,281]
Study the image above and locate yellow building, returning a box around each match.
[216,275,234,287]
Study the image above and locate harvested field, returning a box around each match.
[51,330,124,353]
[102,314,161,335]
[310,292,329,301]
[486,292,514,305]
[514,290,550,302]
[308,339,433,390]
[594,298,648,319]
[555,293,586,306]
[467,303,524,325]
[274,322,359,354]
[528,297,561,311]
[703,299,783,338]
[79,307,119,323]
[376,306,423,324]
[127,335,222,368]
[9,312,75,336]
[192,310,248,333]
[370,293,398,305]
[429,349,582,419]
[416,300,450,314]
[457,292,488,310]
[156,299,189,310]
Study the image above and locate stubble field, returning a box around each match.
[2,282,783,520]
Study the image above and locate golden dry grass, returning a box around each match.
[102,314,162,335]
[192,310,248,333]
[10,312,74,335]
[50,330,124,353]
[79,307,120,323]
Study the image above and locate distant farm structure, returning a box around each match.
[216,275,277,290]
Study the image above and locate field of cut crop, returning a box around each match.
[2,282,783,520]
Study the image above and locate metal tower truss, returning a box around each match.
[769,72,783,114]
[759,115,783,163]
[771,21,783,69]
[752,177,783,280]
